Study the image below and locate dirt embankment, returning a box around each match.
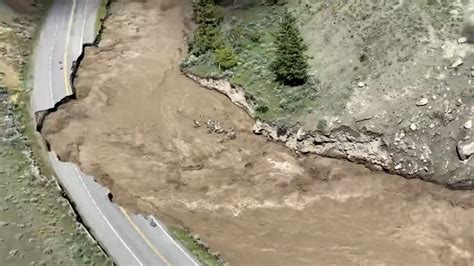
[42,0,474,265]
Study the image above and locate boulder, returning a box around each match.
[464,120,472,129]
[296,127,306,141]
[416,98,429,106]
[450,58,463,68]
[457,140,474,160]
[457,37,468,44]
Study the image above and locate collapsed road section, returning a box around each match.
[31,0,199,265]
[49,153,199,266]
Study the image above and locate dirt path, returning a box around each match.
[42,0,474,265]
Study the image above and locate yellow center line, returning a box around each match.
[63,0,77,95]
[119,206,172,266]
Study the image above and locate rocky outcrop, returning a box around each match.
[184,72,473,189]
[253,121,392,169]
[185,73,393,170]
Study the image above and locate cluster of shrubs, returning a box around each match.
[190,0,238,70]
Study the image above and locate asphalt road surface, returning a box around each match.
[33,0,98,112]
[49,153,199,266]
[32,1,201,265]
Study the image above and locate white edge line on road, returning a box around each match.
[150,216,200,266]
[48,22,59,106]
[63,0,77,95]
[80,0,89,44]
[72,166,144,266]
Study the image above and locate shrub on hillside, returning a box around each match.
[192,25,224,55]
[214,47,238,70]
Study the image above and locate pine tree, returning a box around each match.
[270,10,309,86]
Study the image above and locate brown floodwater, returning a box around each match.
[41,0,474,265]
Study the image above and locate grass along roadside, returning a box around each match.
[11,0,54,178]
[0,105,111,264]
[169,227,225,266]
[0,1,111,264]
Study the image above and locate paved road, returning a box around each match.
[33,0,98,112]
[32,1,201,265]
[49,153,199,266]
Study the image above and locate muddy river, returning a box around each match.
[41,0,474,265]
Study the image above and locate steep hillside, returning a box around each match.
[183,0,473,187]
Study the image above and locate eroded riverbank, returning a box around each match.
[41,0,474,265]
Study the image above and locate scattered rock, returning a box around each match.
[464,120,472,129]
[416,98,429,106]
[252,122,262,134]
[457,37,467,44]
[42,248,53,255]
[228,130,236,140]
[8,249,20,259]
[15,233,24,240]
[457,141,474,160]
[450,58,463,69]
[357,82,365,88]
[410,123,417,131]
[204,119,226,134]
[296,127,306,141]
[192,234,200,241]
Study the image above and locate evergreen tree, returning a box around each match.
[270,10,309,86]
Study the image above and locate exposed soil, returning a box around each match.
[42,0,474,265]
